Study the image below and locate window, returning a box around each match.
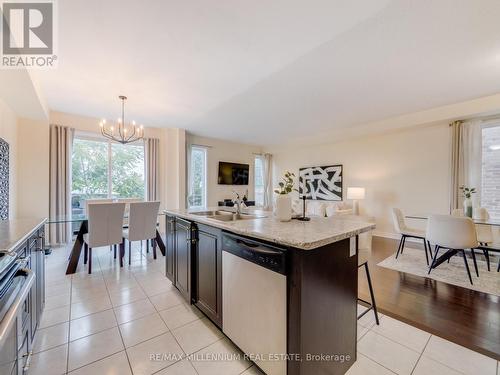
[71,136,145,216]
[188,146,207,208]
[481,124,500,219]
[254,156,264,206]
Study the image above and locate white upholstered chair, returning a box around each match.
[116,198,143,215]
[123,201,161,264]
[85,198,117,256]
[392,208,431,264]
[426,214,479,284]
[84,198,113,214]
[453,207,494,271]
[83,203,126,274]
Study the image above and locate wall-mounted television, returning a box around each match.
[218,162,249,185]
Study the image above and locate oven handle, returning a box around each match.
[0,269,35,347]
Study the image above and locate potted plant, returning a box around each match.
[274,171,296,222]
[460,186,476,218]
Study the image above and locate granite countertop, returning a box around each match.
[165,207,375,250]
[0,218,47,252]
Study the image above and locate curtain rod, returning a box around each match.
[449,113,500,126]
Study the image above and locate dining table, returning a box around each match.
[405,213,500,270]
[405,214,500,227]
[47,213,166,274]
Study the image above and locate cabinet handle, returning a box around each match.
[186,238,197,244]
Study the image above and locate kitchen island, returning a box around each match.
[164,208,375,375]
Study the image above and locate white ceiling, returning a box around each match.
[37,0,500,145]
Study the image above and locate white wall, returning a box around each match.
[270,123,451,237]
[165,128,186,209]
[186,134,262,206]
[16,118,50,219]
[0,98,18,218]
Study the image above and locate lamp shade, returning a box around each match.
[347,187,365,200]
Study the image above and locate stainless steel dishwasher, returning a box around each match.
[222,232,287,375]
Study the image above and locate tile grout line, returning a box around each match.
[365,321,426,356]
[142,263,190,375]
[125,241,189,375]
[65,267,73,374]
[99,244,135,375]
[357,353,399,375]
[410,333,431,374]
[413,335,474,375]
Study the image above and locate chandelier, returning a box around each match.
[99,96,144,144]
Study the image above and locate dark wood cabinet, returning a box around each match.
[165,215,175,282]
[173,218,194,303]
[26,227,45,342]
[167,215,223,327]
[2,222,46,375]
[194,224,222,328]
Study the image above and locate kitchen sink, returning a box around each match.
[208,213,266,222]
[190,210,234,216]
[189,209,266,221]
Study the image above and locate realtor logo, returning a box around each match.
[1,0,57,68]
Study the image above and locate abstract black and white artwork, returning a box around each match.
[0,138,9,219]
[299,165,343,201]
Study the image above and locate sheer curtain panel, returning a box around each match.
[49,124,75,245]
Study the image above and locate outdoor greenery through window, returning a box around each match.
[188,146,207,208]
[481,124,500,219]
[254,156,264,206]
[71,136,145,216]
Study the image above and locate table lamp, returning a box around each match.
[347,187,365,215]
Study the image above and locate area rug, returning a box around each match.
[378,247,500,296]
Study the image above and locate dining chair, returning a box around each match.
[83,202,126,274]
[453,207,494,270]
[123,201,161,264]
[116,198,143,214]
[426,214,478,284]
[86,198,118,257]
[392,208,431,265]
[84,198,114,214]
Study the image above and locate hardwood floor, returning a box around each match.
[358,236,500,360]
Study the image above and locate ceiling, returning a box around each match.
[37,0,500,145]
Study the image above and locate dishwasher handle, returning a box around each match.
[235,239,283,255]
[222,233,286,274]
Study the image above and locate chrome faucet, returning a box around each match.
[232,191,242,215]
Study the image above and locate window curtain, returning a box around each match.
[145,138,160,201]
[49,124,74,245]
[262,153,273,210]
[186,143,192,208]
[449,119,482,212]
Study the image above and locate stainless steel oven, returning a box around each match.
[0,254,35,375]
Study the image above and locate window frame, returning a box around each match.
[254,155,265,207]
[188,145,208,208]
[71,132,145,201]
[480,121,500,219]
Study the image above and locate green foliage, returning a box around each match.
[72,139,108,196]
[189,148,205,206]
[274,171,296,195]
[72,139,144,202]
[111,143,145,199]
[459,186,476,199]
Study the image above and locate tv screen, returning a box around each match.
[218,162,249,185]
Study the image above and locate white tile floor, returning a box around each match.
[29,243,499,375]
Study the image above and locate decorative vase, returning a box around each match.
[275,194,292,222]
[463,198,473,218]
